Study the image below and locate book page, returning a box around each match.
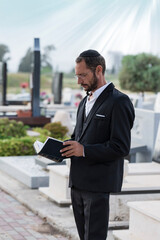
[34,140,44,153]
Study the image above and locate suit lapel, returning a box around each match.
[76,96,87,137]
[79,83,114,140]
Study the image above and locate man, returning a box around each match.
[60,49,135,240]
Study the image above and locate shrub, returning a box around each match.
[119,53,160,93]
[0,137,35,156]
[0,118,28,139]
[0,134,48,156]
[43,121,68,140]
[32,127,50,136]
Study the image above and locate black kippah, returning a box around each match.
[79,49,100,57]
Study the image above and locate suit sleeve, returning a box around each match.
[84,96,135,163]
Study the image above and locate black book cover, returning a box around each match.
[34,137,68,162]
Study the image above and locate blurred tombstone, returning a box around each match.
[0,62,7,106]
[52,110,73,135]
[129,94,143,108]
[52,72,63,104]
[0,62,3,105]
[62,88,72,106]
[152,122,160,163]
[32,38,41,116]
[154,93,160,112]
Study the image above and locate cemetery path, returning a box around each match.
[0,169,114,240]
[0,189,68,240]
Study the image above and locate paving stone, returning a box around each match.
[0,232,14,240]
[0,189,70,240]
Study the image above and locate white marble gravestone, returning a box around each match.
[131,108,160,162]
[39,159,71,206]
[152,121,160,163]
[113,200,160,240]
[0,156,49,188]
[52,110,73,135]
[154,92,160,112]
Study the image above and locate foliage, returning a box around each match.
[0,118,28,139]
[0,119,70,156]
[43,121,68,140]
[18,44,55,73]
[32,127,50,137]
[41,44,55,70]
[0,137,35,156]
[119,53,160,93]
[0,44,10,62]
[0,125,48,156]
[18,48,32,72]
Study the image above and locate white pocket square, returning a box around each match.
[96,114,105,118]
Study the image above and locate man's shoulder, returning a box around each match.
[112,87,130,102]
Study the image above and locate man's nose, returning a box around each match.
[77,77,83,85]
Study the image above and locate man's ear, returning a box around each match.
[95,65,103,76]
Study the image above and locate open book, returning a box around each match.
[33,137,68,162]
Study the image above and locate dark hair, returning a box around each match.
[76,53,106,75]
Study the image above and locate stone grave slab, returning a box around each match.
[123,174,160,191]
[113,200,160,240]
[39,165,71,206]
[131,108,160,162]
[109,174,160,223]
[152,120,160,163]
[35,155,66,168]
[127,161,160,175]
[0,156,49,189]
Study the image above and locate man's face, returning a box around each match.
[75,60,98,92]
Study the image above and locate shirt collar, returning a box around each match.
[91,82,111,99]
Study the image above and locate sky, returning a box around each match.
[0,0,160,72]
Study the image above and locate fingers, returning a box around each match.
[61,144,72,153]
[60,141,74,156]
[62,150,74,157]
[60,141,83,157]
[63,141,72,146]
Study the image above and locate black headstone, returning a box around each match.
[53,72,63,104]
[32,38,41,116]
[0,62,7,105]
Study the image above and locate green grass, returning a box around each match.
[7,72,131,95]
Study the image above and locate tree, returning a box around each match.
[119,53,160,93]
[18,44,55,73]
[18,48,32,72]
[41,44,55,70]
[0,44,10,62]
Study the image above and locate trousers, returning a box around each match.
[71,187,110,240]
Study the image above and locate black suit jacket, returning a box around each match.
[69,83,135,193]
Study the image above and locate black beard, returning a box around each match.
[86,73,98,93]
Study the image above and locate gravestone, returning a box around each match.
[32,38,41,116]
[0,62,7,106]
[39,163,71,206]
[52,72,63,104]
[131,108,160,162]
[154,92,160,112]
[52,110,73,135]
[124,121,160,177]
[0,62,2,105]
[129,94,143,108]
[0,156,49,188]
[113,200,160,240]
[152,121,160,163]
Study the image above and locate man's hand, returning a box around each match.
[60,141,84,157]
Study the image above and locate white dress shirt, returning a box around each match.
[85,82,111,117]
